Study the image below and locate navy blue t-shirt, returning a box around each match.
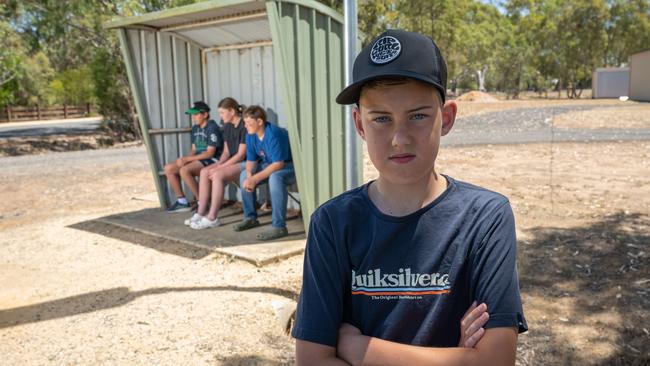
[292,176,528,348]
[191,119,222,158]
[246,122,292,165]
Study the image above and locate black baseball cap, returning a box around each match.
[336,29,448,105]
[185,101,211,115]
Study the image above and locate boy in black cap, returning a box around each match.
[292,29,527,365]
[164,101,223,213]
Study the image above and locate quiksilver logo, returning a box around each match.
[351,268,451,296]
[370,36,402,64]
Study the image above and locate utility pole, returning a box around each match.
[344,0,359,189]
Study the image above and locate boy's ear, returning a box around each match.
[441,100,457,137]
[352,106,366,141]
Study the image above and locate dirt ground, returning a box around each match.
[553,104,650,130]
[0,132,137,157]
[455,98,627,118]
[1,100,649,365]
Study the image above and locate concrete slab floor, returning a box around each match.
[86,204,306,266]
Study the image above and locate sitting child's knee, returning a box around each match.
[269,172,283,185]
[179,166,191,176]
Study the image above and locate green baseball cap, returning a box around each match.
[185,101,211,115]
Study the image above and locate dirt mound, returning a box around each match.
[455,91,500,102]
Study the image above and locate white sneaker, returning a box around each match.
[190,216,221,230]
[184,213,203,226]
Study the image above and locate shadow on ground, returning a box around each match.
[67,205,306,264]
[518,211,649,365]
[0,285,299,329]
[68,220,213,259]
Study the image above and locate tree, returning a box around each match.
[0,22,22,88]
[0,21,55,106]
[1,0,202,137]
[506,0,609,98]
[491,14,534,98]
[455,1,504,91]
[605,0,650,66]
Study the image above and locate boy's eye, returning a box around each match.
[373,115,391,123]
[410,113,428,121]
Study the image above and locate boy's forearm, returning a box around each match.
[245,161,257,177]
[252,161,284,181]
[343,328,516,366]
[353,336,476,366]
[222,151,245,167]
[299,357,351,366]
[296,340,351,366]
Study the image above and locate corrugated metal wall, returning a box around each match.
[204,44,291,205]
[116,0,363,230]
[267,0,362,228]
[121,28,204,205]
[205,45,286,126]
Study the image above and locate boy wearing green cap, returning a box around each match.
[165,101,223,213]
[292,29,527,365]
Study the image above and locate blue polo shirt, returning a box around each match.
[292,176,528,347]
[246,122,292,165]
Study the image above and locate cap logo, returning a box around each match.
[370,36,402,64]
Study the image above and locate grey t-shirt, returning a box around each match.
[292,175,528,347]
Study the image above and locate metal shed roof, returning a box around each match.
[105,0,344,49]
[106,0,363,230]
[105,1,268,30]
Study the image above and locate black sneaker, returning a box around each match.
[166,201,192,213]
[232,218,260,231]
[257,227,289,241]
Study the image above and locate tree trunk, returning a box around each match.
[513,72,521,99]
[476,65,488,92]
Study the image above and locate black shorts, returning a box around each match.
[199,158,218,167]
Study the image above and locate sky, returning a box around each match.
[478,0,508,14]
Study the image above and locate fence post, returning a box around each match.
[63,104,68,119]
[86,102,91,116]
[7,106,12,122]
[37,104,42,120]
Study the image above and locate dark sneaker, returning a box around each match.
[256,227,289,241]
[232,218,260,232]
[166,201,192,213]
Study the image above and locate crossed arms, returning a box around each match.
[296,302,517,366]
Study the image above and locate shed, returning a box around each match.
[105,0,363,229]
[592,67,629,99]
[629,49,650,102]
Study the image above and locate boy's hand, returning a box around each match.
[243,176,258,192]
[337,323,368,365]
[176,157,187,167]
[458,301,489,348]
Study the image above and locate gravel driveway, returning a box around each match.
[444,104,650,146]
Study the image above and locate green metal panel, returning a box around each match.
[267,0,363,230]
[111,0,363,232]
[117,29,167,208]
